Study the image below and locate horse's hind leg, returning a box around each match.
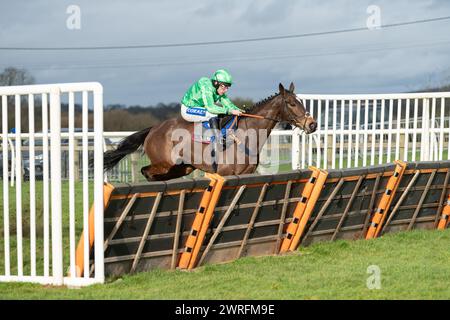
[141,164,166,181]
[144,164,195,181]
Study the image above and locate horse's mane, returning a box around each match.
[244,93,280,114]
[220,92,280,126]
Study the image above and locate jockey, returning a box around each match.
[181,69,245,145]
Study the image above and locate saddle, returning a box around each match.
[192,115,239,146]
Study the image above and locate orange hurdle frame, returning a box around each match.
[365,160,407,239]
[74,182,115,277]
[280,167,328,253]
[437,194,450,230]
[178,173,225,269]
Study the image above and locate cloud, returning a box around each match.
[0,0,449,105]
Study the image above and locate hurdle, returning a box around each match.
[66,161,450,279]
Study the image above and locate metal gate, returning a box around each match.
[0,82,104,286]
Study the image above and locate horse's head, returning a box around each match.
[278,82,317,134]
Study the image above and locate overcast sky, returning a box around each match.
[1,0,450,105]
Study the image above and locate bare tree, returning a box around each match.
[0,67,36,133]
[0,67,35,86]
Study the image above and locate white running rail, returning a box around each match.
[294,92,450,170]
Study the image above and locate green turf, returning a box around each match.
[0,228,449,299]
[0,180,93,235]
[1,160,449,299]
[0,181,93,276]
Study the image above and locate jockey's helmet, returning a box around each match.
[212,69,233,87]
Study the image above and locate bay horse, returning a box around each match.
[103,82,317,181]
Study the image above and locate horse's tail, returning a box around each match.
[103,127,152,171]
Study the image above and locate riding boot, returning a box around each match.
[208,117,221,172]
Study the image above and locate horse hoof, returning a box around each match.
[141,167,154,182]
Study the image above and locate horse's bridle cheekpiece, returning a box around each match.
[259,95,312,132]
[240,93,312,133]
[283,97,312,132]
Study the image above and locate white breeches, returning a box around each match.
[181,104,217,122]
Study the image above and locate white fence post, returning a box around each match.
[291,127,301,170]
[50,87,63,285]
[422,98,430,161]
[93,84,105,283]
[14,94,23,277]
[2,95,10,277]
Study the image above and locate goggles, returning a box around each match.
[219,82,231,88]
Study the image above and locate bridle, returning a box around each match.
[242,95,312,132]
[280,97,312,132]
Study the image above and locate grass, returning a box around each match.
[0,228,449,299]
[0,181,93,276]
[0,180,93,235]
[1,160,449,299]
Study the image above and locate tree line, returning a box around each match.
[0,67,255,132]
[4,66,448,133]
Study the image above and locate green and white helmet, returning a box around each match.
[212,69,233,87]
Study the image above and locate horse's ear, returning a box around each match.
[279,83,286,96]
[289,82,295,92]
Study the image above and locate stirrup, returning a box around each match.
[228,133,242,145]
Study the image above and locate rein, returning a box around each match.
[240,114,266,119]
[240,97,311,131]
